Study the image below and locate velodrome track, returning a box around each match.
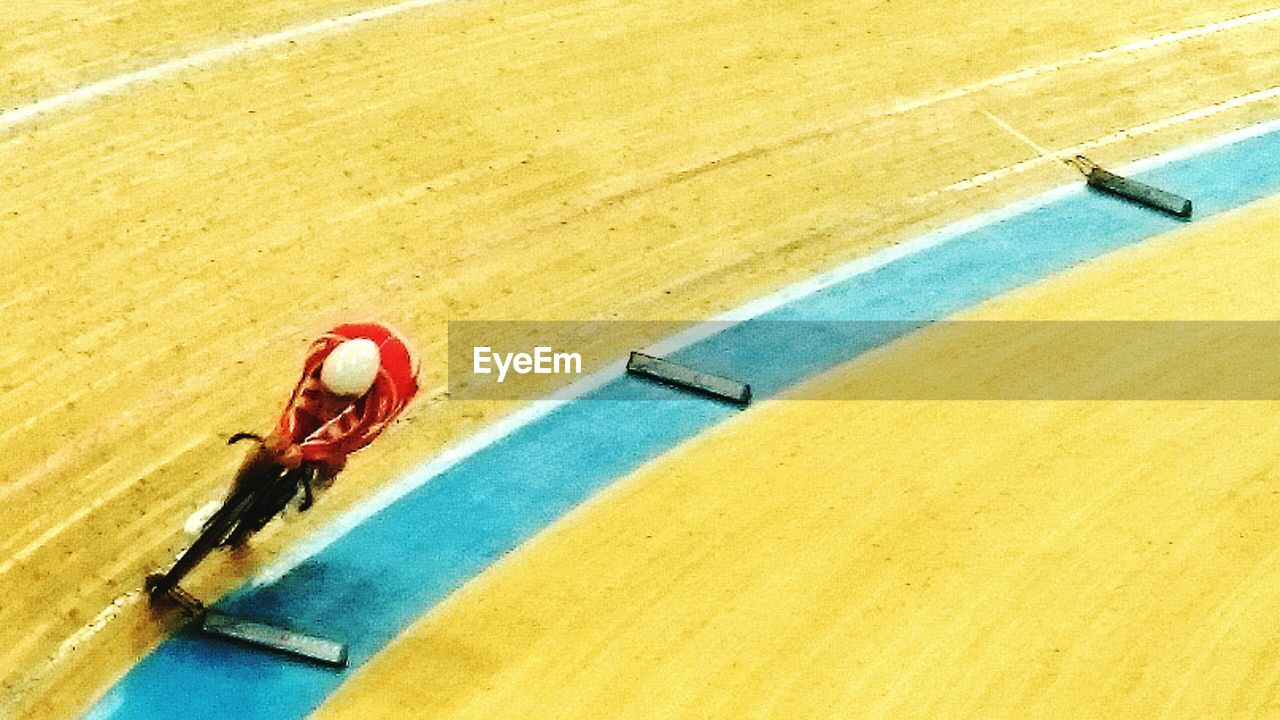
[97,130,1280,720]
[320,194,1280,719]
[2,1,1280,718]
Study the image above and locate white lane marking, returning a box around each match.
[890,7,1280,115]
[253,108,1280,586]
[943,84,1280,193]
[1,591,142,718]
[0,0,453,132]
[977,106,1059,161]
[51,592,143,666]
[2,5,1278,135]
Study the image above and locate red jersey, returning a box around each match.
[276,322,419,466]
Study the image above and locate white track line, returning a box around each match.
[0,0,452,132]
[944,84,1280,193]
[253,110,1280,586]
[977,107,1058,159]
[2,5,1278,134]
[890,7,1280,115]
[51,592,142,666]
[2,591,142,719]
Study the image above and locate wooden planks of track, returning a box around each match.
[2,0,1279,717]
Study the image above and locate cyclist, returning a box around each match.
[149,321,420,604]
[221,321,420,540]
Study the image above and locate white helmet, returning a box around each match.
[320,338,381,397]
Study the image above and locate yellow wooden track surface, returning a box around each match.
[1,0,1278,717]
[316,197,1280,719]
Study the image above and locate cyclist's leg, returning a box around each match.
[210,440,289,547]
[223,465,306,546]
[223,442,281,505]
[148,435,286,600]
[298,462,341,511]
[222,456,344,547]
[149,484,260,601]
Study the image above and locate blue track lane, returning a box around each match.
[88,125,1280,719]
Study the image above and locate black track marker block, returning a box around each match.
[202,611,349,667]
[626,351,752,405]
[1086,166,1192,219]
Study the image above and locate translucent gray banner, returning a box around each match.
[447,321,1280,401]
